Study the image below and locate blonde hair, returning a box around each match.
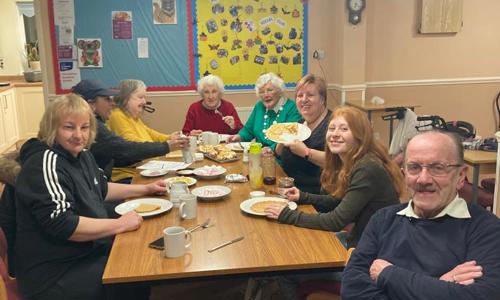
[296,73,327,105]
[38,93,96,148]
[321,106,405,198]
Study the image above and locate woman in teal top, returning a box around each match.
[227,73,301,151]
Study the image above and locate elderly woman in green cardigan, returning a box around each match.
[227,73,301,151]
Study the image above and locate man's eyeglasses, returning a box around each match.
[405,162,463,176]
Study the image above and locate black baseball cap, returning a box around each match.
[72,79,118,102]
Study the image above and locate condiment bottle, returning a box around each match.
[248,142,263,189]
[261,148,276,185]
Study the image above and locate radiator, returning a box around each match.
[236,106,253,124]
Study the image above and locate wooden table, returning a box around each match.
[464,150,497,204]
[346,99,420,122]
[102,158,347,285]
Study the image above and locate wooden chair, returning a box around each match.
[297,248,355,300]
[0,229,21,300]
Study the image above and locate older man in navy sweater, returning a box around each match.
[342,130,500,300]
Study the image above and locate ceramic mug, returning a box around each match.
[179,193,197,220]
[202,131,219,145]
[163,226,192,258]
[169,181,189,207]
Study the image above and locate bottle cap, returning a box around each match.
[249,142,262,154]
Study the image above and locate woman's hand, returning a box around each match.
[118,211,143,232]
[439,260,483,285]
[190,129,203,136]
[262,146,274,155]
[222,116,236,129]
[145,179,168,195]
[226,134,241,143]
[283,140,308,157]
[284,187,300,202]
[168,135,190,151]
[264,205,286,220]
[169,131,181,139]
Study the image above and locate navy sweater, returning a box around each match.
[342,203,500,300]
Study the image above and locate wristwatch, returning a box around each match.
[304,147,311,161]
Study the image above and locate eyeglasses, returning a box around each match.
[405,162,463,176]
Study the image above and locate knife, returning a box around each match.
[208,236,244,253]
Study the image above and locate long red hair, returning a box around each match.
[320,106,405,199]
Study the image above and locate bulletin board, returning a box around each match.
[48,0,307,94]
[49,0,195,94]
[194,0,308,89]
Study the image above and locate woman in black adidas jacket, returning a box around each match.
[15,94,166,300]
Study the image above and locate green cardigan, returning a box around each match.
[238,98,301,151]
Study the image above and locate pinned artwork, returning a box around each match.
[152,0,177,24]
[77,39,102,68]
[195,0,306,87]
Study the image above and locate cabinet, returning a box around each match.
[0,88,19,153]
[15,86,45,138]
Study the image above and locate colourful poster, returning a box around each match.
[76,38,103,68]
[195,0,306,88]
[112,11,132,39]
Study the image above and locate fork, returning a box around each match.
[214,109,224,118]
[188,218,211,232]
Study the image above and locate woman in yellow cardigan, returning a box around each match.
[107,79,186,182]
[107,79,181,143]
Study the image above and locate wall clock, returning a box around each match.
[347,0,365,25]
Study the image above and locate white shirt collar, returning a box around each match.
[396,195,471,219]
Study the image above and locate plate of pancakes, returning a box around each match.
[115,198,173,217]
[240,197,297,216]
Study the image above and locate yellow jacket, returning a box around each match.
[106,108,170,181]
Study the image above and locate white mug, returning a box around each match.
[163,226,192,258]
[179,193,197,220]
[169,181,189,207]
[202,131,219,145]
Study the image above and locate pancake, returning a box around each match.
[266,123,298,141]
[134,203,161,213]
[250,200,287,213]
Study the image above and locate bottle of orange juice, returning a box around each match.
[248,142,263,189]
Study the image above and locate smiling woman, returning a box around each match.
[182,74,244,136]
[106,79,189,181]
[276,74,332,194]
[226,72,302,151]
[13,94,168,300]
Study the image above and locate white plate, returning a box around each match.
[240,197,298,216]
[164,176,197,186]
[140,169,169,177]
[226,142,251,152]
[193,165,227,179]
[265,123,312,144]
[191,185,231,201]
[115,198,173,217]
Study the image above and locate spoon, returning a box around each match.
[188,218,211,232]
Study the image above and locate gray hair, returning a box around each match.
[114,79,147,110]
[403,130,464,164]
[254,72,285,97]
[197,75,225,96]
